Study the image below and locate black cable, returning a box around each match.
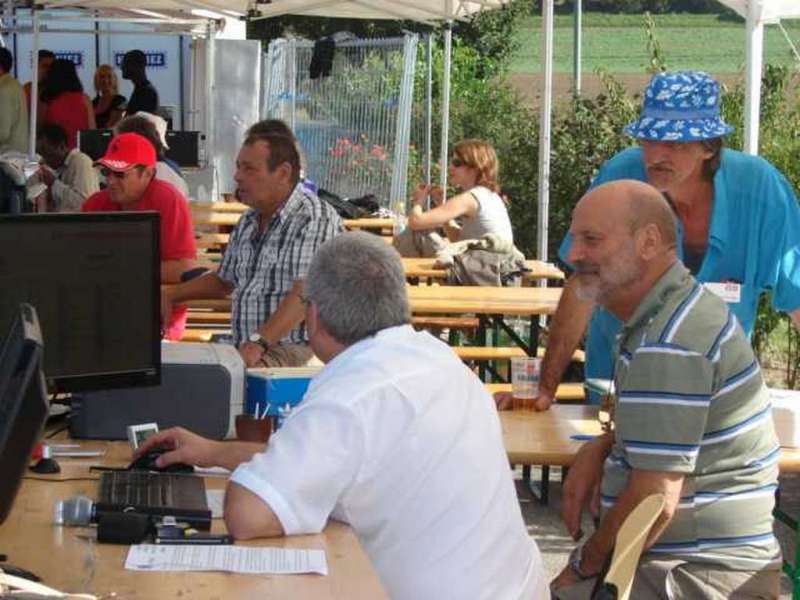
[21,476,99,482]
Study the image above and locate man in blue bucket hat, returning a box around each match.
[505,71,800,411]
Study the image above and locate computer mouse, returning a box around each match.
[127,448,194,474]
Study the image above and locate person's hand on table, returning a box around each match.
[493,390,554,411]
[561,434,608,541]
[239,341,266,367]
[133,427,222,468]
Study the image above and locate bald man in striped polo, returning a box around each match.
[552,180,780,600]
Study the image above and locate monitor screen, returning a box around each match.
[164,131,203,168]
[77,128,114,161]
[0,304,48,525]
[0,213,161,392]
[78,129,203,169]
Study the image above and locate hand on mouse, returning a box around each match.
[133,427,223,469]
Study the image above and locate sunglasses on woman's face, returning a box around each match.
[450,158,466,168]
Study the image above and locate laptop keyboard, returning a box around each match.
[99,471,179,507]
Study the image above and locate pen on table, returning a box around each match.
[155,534,233,545]
[570,434,596,441]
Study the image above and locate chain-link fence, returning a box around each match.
[263,35,418,211]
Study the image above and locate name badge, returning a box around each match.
[704,282,741,303]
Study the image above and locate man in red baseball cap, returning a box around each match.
[82,132,197,340]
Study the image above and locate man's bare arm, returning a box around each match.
[224,482,286,540]
[791,308,800,331]
[575,469,684,576]
[160,258,198,284]
[255,281,306,346]
[161,272,233,326]
[164,271,232,303]
[534,276,595,410]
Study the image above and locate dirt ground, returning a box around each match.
[509,71,746,107]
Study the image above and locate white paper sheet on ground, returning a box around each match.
[125,544,328,575]
[205,489,224,518]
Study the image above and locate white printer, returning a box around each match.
[69,343,244,440]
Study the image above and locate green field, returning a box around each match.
[510,13,800,73]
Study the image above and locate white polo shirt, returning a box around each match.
[231,325,546,600]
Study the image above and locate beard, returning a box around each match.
[573,241,643,305]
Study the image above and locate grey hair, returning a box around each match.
[305,231,411,346]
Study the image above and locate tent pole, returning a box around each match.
[440,19,452,202]
[743,1,763,155]
[424,31,432,196]
[573,0,581,97]
[28,9,39,160]
[537,0,554,264]
[205,20,216,198]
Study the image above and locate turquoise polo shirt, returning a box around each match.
[560,147,800,403]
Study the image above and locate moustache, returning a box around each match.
[574,262,599,275]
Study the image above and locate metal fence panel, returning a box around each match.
[263,35,417,210]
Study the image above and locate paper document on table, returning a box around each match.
[125,544,328,575]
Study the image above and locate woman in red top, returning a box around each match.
[40,59,95,150]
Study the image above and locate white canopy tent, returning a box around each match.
[716,0,800,154]
[249,0,509,197]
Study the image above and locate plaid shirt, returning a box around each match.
[218,184,344,345]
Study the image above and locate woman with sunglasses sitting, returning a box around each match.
[407,139,513,244]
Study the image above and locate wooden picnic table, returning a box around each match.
[190,205,395,233]
[402,257,564,282]
[184,286,561,318]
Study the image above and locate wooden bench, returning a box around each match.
[185,313,481,332]
[411,316,480,331]
[195,232,230,249]
[180,329,222,342]
[454,346,585,362]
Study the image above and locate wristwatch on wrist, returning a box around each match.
[568,544,594,580]
[248,332,270,352]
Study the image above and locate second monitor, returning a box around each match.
[0,212,161,393]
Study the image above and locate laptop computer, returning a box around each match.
[96,471,212,531]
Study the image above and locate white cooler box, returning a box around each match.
[771,388,800,448]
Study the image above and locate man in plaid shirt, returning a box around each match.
[162,125,343,367]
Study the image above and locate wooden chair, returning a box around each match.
[592,493,666,600]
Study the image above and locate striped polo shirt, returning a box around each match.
[217,184,344,345]
[602,261,781,572]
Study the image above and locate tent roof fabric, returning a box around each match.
[14,0,510,22]
[9,0,250,17]
[717,0,800,23]
[248,0,509,23]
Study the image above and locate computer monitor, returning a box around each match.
[0,213,161,392]
[164,131,203,168]
[77,128,114,161]
[0,304,48,525]
[78,129,203,169]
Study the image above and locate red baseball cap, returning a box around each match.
[95,132,156,172]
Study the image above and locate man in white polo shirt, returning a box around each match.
[137,232,546,599]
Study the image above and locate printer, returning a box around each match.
[69,343,244,440]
